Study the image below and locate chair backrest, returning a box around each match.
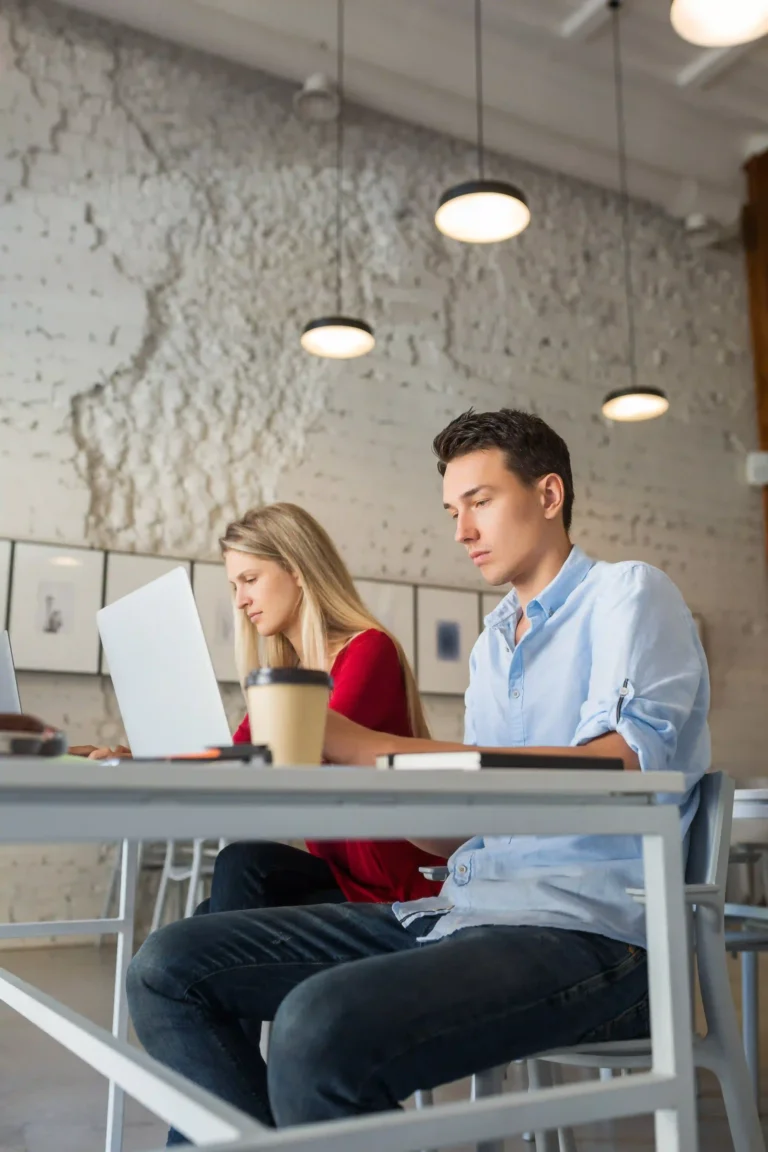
[685,771,735,889]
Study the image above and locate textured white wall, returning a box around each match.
[0,0,765,937]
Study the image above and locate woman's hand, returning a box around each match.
[90,745,132,760]
[323,709,392,766]
[69,744,132,760]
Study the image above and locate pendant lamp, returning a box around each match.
[670,0,768,47]
[435,0,530,243]
[301,0,374,359]
[601,0,669,423]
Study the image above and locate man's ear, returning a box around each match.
[538,473,565,521]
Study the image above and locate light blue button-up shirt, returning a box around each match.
[394,546,710,948]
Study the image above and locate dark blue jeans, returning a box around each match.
[127,903,649,1145]
[195,840,344,915]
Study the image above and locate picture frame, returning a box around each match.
[192,561,239,684]
[355,579,416,668]
[101,552,191,674]
[416,586,480,696]
[7,542,105,673]
[0,540,11,630]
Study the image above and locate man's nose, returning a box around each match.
[455,512,477,544]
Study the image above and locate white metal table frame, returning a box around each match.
[0,761,697,1152]
[0,837,140,1151]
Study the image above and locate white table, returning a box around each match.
[0,760,696,1152]
[732,782,768,832]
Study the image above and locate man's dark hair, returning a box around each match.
[432,408,574,532]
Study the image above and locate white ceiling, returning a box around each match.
[56,0,768,227]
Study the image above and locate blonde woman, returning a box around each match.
[201,502,443,913]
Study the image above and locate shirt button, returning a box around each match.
[512,690,520,699]
[457,864,468,874]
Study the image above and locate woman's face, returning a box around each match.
[224,550,302,638]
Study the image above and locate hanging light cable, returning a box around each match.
[601,0,669,423]
[670,0,768,47]
[435,0,530,243]
[301,0,374,359]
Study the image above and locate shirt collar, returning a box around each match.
[484,545,595,628]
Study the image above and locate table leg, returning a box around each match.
[742,950,761,1105]
[105,840,139,1152]
[642,811,698,1152]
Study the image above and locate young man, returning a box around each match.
[128,408,709,1141]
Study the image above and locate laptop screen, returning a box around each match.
[96,568,231,757]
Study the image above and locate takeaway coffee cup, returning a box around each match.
[244,668,332,767]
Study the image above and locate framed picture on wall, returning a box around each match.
[101,553,191,674]
[355,579,416,668]
[192,561,239,684]
[416,587,480,696]
[8,542,105,673]
[0,540,11,630]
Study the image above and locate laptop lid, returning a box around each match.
[96,567,232,757]
[0,632,21,714]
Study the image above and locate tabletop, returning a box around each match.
[0,759,686,799]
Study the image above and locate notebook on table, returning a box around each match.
[376,751,623,771]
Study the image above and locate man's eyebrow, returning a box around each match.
[442,485,487,510]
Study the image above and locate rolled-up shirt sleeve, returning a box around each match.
[571,564,707,779]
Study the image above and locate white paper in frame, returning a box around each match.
[8,542,104,673]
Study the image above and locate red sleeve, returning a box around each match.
[329,630,409,734]
[233,714,251,743]
[234,630,409,746]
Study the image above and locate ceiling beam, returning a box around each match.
[51,0,741,226]
[676,42,754,88]
[559,0,611,42]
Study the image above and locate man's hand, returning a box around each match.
[322,714,639,773]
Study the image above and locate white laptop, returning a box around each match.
[0,632,21,714]
[97,567,232,757]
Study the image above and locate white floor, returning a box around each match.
[0,945,765,1151]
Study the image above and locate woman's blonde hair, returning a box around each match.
[219,503,430,739]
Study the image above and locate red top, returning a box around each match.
[233,629,444,903]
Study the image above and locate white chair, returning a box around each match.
[101,839,224,936]
[420,774,763,1152]
[150,839,224,930]
[521,771,765,1152]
